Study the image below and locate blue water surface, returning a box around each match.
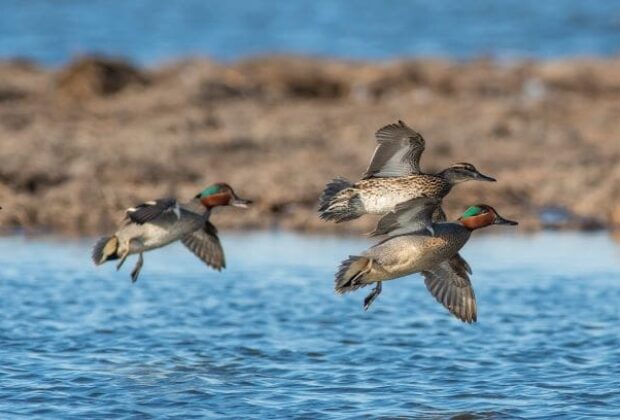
[0,0,619,66]
[0,231,619,418]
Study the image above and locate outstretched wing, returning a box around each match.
[363,120,426,179]
[422,260,477,323]
[370,196,440,237]
[449,252,472,275]
[181,221,226,271]
[125,198,180,225]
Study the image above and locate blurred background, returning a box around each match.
[1,2,620,419]
[0,0,618,234]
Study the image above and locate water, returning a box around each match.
[1,0,619,66]
[0,231,619,418]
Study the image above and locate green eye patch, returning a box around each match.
[201,185,221,197]
[462,206,483,218]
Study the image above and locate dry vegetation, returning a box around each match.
[0,55,619,235]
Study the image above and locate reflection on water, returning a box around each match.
[0,232,619,417]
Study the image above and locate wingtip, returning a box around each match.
[457,314,477,324]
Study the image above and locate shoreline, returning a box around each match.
[1,55,619,234]
[0,228,616,242]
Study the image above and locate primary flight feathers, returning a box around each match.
[364,120,426,178]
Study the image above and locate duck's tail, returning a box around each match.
[318,178,363,223]
[335,256,372,294]
[92,235,119,265]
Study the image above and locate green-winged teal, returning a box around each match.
[334,199,517,323]
[318,120,495,223]
[92,183,251,282]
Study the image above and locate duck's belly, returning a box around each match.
[364,229,468,282]
[139,224,188,251]
[357,176,448,214]
[117,220,200,254]
[363,237,434,282]
[360,191,414,214]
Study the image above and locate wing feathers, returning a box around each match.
[422,260,477,323]
[363,120,426,178]
[370,197,440,236]
[181,221,226,271]
[126,198,178,224]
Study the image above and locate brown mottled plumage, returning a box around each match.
[318,121,495,223]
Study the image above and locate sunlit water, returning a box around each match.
[1,0,619,65]
[0,232,619,418]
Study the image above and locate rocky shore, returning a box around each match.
[0,55,619,235]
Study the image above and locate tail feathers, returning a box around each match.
[335,256,372,294]
[319,177,352,211]
[318,178,363,223]
[92,236,119,265]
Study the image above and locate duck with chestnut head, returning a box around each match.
[92,183,251,282]
[334,197,517,323]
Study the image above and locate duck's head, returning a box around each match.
[458,204,518,230]
[441,163,496,184]
[195,183,252,209]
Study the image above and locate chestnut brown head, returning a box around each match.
[195,183,252,209]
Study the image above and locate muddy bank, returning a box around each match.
[0,55,619,235]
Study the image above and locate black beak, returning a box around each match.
[475,171,497,182]
[231,196,252,208]
[494,213,518,226]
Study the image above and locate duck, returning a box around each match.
[318,120,496,223]
[334,198,517,323]
[92,183,251,282]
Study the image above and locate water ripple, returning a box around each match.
[0,232,619,418]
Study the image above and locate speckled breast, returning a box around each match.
[356,175,450,214]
